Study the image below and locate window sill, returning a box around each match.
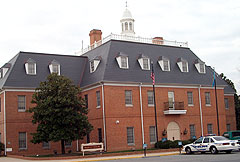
[127,143,135,146]
[19,148,27,151]
[96,106,101,109]
[225,108,229,110]
[148,104,154,107]
[205,104,211,107]
[125,104,133,107]
[188,104,194,107]
[18,110,26,112]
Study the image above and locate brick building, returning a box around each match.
[0,7,236,155]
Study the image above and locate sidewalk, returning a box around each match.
[1,150,180,162]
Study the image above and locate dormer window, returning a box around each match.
[138,54,150,70]
[116,52,129,69]
[90,56,101,73]
[177,58,189,72]
[25,58,36,75]
[158,56,170,71]
[194,59,206,73]
[0,63,11,78]
[49,60,60,75]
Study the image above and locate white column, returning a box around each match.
[139,83,145,145]
[101,83,107,151]
[198,85,204,136]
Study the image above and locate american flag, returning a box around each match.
[151,64,155,85]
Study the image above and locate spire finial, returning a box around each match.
[126,1,128,8]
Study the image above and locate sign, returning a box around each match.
[178,141,182,146]
[81,142,104,156]
[6,148,12,152]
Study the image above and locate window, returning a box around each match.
[65,141,72,147]
[18,96,26,112]
[121,57,128,68]
[149,126,156,143]
[49,60,60,75]
[129,22,132,30]
[98,128,102,143]
[187,92,193,105]
[207,124,213,134]
[158,56,170,72]
[125,22,128,30]
[42,141,50,149]
[19,132,27,149]
[226,124,230,131]
[125,90,132,106]
[163,60,169,71]
[203,138,209,143]
[84,94,88,109]
[25,58,36,75]
[205,92,211,105]
[127,127,134,145]
[89,57,101,73]
[143,58,149,70]
[195,137,203,144]
[189,124,196,139]
[28,62,36,75]
[86,133,90,143]
[96,91,101,108]
[147,91,154,106]
[90,61,94,72]
[224,98,229,109]
[199,63,205,73]
[182,61,188,72]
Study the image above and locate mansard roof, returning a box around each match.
[0,51,87,89]
[81,40,235,94]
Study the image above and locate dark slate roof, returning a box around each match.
[81,40,235,94]
[0,51,87,89]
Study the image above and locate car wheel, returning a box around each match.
[185,147,192,154]
[210,146,218,154]
[225,150,232,154]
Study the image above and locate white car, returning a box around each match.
[183,136,238,154]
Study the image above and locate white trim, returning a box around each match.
[224,94,235,96]
[4,89,35,92]
[125,104,133,107]
[82,85,101,92]
[3,91,6,156]
[163,110,187,114]
[139,83,144,145]
[198,85,203,136]
[101,84,107,151]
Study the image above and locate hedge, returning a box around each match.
[155,139,195,149]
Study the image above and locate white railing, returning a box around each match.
[76,33,188,55]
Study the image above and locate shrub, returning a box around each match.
[0,142,5,155]
[155,139,196,149]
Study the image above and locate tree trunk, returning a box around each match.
[61,139,65,154]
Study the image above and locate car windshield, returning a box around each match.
[212,136,229,141]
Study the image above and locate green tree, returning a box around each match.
[220,73,240,130]
[28,73,93,154]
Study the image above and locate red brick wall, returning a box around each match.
[225,95,236,130]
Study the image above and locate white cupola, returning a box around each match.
[120,5,135,36]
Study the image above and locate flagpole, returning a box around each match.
[151,61,159,143]
[214,79,220,136]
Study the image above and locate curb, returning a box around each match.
[70,152,179,162]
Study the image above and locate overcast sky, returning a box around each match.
[0,0,239,93]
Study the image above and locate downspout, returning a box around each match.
[3,90,7,156]
[139,83,145,145]
[76,140,79,152]
[101,83,107,151]
[198,85,203,136]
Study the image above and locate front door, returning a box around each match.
[168,92,175,110]
[167,122,180,141]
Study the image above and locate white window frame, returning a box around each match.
[207,124,213,134]
[116,56,129,69]
[25,62,36,75]
[158,57,170,72]
[90,60,101,73]
[138,58,150,70]
[49,60,60,75]
[194,62,206,74]
[177,60,189,72]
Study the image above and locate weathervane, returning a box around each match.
[126,1,128,8]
